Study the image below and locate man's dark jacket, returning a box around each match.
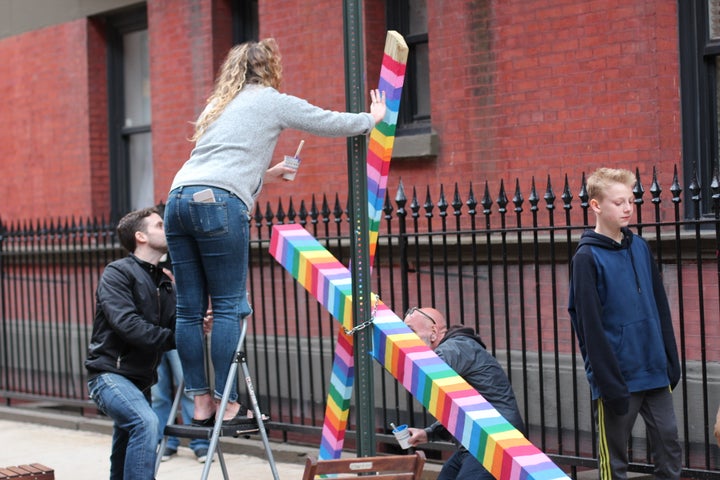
[425,326,525,442]
[85,254,176,392]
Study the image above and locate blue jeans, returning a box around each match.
[164,185,252,402]
[151,350,209,452]
[88,373,159,480]
[438,448,494,480]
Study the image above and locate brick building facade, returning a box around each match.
[2,0,713,225]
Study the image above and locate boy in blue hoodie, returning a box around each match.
[568,168,681,479]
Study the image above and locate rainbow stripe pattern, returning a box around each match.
[320,330,354,457]
[366,31,407,262]
[269,224,570,480]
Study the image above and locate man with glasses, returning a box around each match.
[403,307,525,480]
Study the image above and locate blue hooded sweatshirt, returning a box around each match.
[568,228,680,415]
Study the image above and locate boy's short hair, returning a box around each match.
[586,168,636,201]
[116,207,159,253]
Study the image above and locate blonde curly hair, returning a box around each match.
[191,38,282,141]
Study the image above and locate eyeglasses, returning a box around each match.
[404,307,437,325]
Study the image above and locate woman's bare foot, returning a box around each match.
[220,401,252,422]
[192,393,216,421]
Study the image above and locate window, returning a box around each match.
[232,0,259,44]
[106,6,151,221]
[386,0,431,135]
[678,1,720,217]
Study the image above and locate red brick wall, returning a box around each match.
[257,0,364,209]
[384,0,682,227]
[0,0,683,224]
[148,0,232,205]
[0,20,95,221]
[87,18,110,218]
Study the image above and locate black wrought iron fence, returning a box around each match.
[1,167,719,478]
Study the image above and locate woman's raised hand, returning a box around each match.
[369,89,387,125]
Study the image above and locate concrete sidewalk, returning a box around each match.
[0,406,311,479]
[0,405,442,479]
[0,418,309,479]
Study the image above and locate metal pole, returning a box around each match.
[342,0,375,457]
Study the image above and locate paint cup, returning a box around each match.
[282,140,305,181]
[282,155,301,181]
[391,424,411,449]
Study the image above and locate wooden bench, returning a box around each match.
[0,464,54,480]
[302,451,425,480]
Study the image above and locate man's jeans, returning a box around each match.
[437,448,494,480]
[88,373,158,480]
[151,350,209,453]
[165,185,252,401]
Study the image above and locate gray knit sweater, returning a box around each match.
[170,84,376,212]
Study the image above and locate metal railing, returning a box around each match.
[1,166,719,478]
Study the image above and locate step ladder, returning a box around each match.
[154,321,279,480]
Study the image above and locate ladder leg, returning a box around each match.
[154,435,168,476]
[199,324,245,480]
[154,378,185,476]
[240,358,280,480]
[191,320,277,480]
[216,446,229,480]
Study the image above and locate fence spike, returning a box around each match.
[333,194,344,223]
[481,181,492,215]
[671,165,682,204]
[423,185,434,217]
[383,190,394,218]
[287,198,296,224]
[633,167,645,208]
[276,199,286,223]
[466,182,477,215]
[321,194,331,222]
[562,174,572,211]
[512,178,524,213]
[298,199,308,226]
[650,166,662,205]
[310,194,320,224]
[410,186,420,218]
[264,201,275,225]
[253,204,263,226]
[438,184,448,217]
[578,173,588,206]
[396,180,407,218]
[451,183,463,215]
[544,174,556,209]
[497,179,508,214]
[395,177,407,205]
[529,177,539,212]
[689,171,701,202]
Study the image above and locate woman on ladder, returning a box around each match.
[164,38,386,427]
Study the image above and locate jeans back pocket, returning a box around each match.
[189,202,229,235]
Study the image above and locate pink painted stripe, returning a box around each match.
[380,64,406,88]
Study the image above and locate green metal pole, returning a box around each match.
[342,0,375,457]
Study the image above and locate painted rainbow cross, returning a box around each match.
[269,225,569,480]
[270,29,569,480]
